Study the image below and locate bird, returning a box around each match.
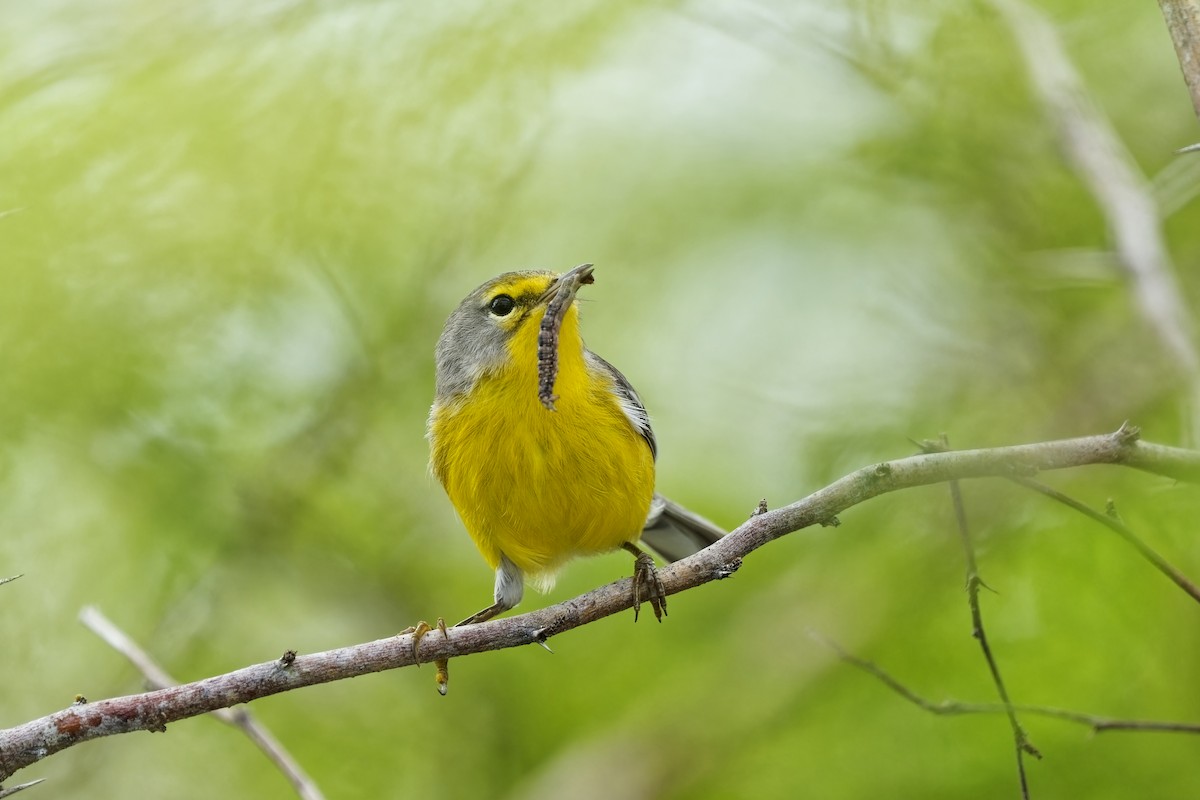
[417,263,723,691]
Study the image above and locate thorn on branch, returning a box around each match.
[1105,498,1120,520]
[278,650,297,668]
[1115,421,1141,445]
[0,779,45,798]
[912,437,946,455]
[531,628,554,653]
[752,498,769,517]
[969,574,998,596]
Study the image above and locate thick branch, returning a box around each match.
[0,425,1195,782]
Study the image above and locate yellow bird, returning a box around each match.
[428,263,723,631]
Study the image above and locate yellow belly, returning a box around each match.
[429,352,655,580]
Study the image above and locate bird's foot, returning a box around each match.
[399,619,451,693]
[624,544,667,622]
[399,617,448,659]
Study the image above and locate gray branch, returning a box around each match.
[995,0,1198,372]
[77,607,324,800]
[993,0,1200,439]
[0,780,43,798]
[1158,0,1200,121]
[0,424,1197,784]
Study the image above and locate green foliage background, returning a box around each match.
[3,0,1199,797]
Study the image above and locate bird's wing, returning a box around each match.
[583,351,725,561]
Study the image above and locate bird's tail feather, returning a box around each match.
[640,494,725,563]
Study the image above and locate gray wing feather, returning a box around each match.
[584,351,724,561]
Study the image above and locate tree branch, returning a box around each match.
[0,425,1195,783]
[814,632,1200,734]
[1158,0,1200,122]
[77,607,325,800]
[939,436,1037,800]
[1010,477,1200,603]
[993,0,1200,437]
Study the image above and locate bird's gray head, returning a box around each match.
[433,269,575,402]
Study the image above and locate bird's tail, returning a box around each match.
[640,494,725,563]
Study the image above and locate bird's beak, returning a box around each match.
[539,262,595,305]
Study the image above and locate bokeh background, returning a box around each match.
[3,0,1200,797]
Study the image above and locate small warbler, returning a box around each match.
[428,263,723,629]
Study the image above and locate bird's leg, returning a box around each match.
[455,602,507,627]
[455,553,524,625]
[622,542,667,622]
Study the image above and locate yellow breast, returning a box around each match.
[429,303,655,580]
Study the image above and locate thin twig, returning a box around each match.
[940,435,1037,799]
[0,426,1195,782]
[0,575,22,588]
[813,632,1200,734]
[1010,477,1200,604]
[0,780,43,798]
[79,608,177,690]
[993,0,1200,439]
[78,607,324,800]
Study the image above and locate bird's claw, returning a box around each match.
[435,659,449,695]
[632,551,667,622]
[400,618,451,694]
[400,618,448,662]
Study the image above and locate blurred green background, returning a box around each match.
[3,0,1200,797]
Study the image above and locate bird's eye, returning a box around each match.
[488,294,516,316]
